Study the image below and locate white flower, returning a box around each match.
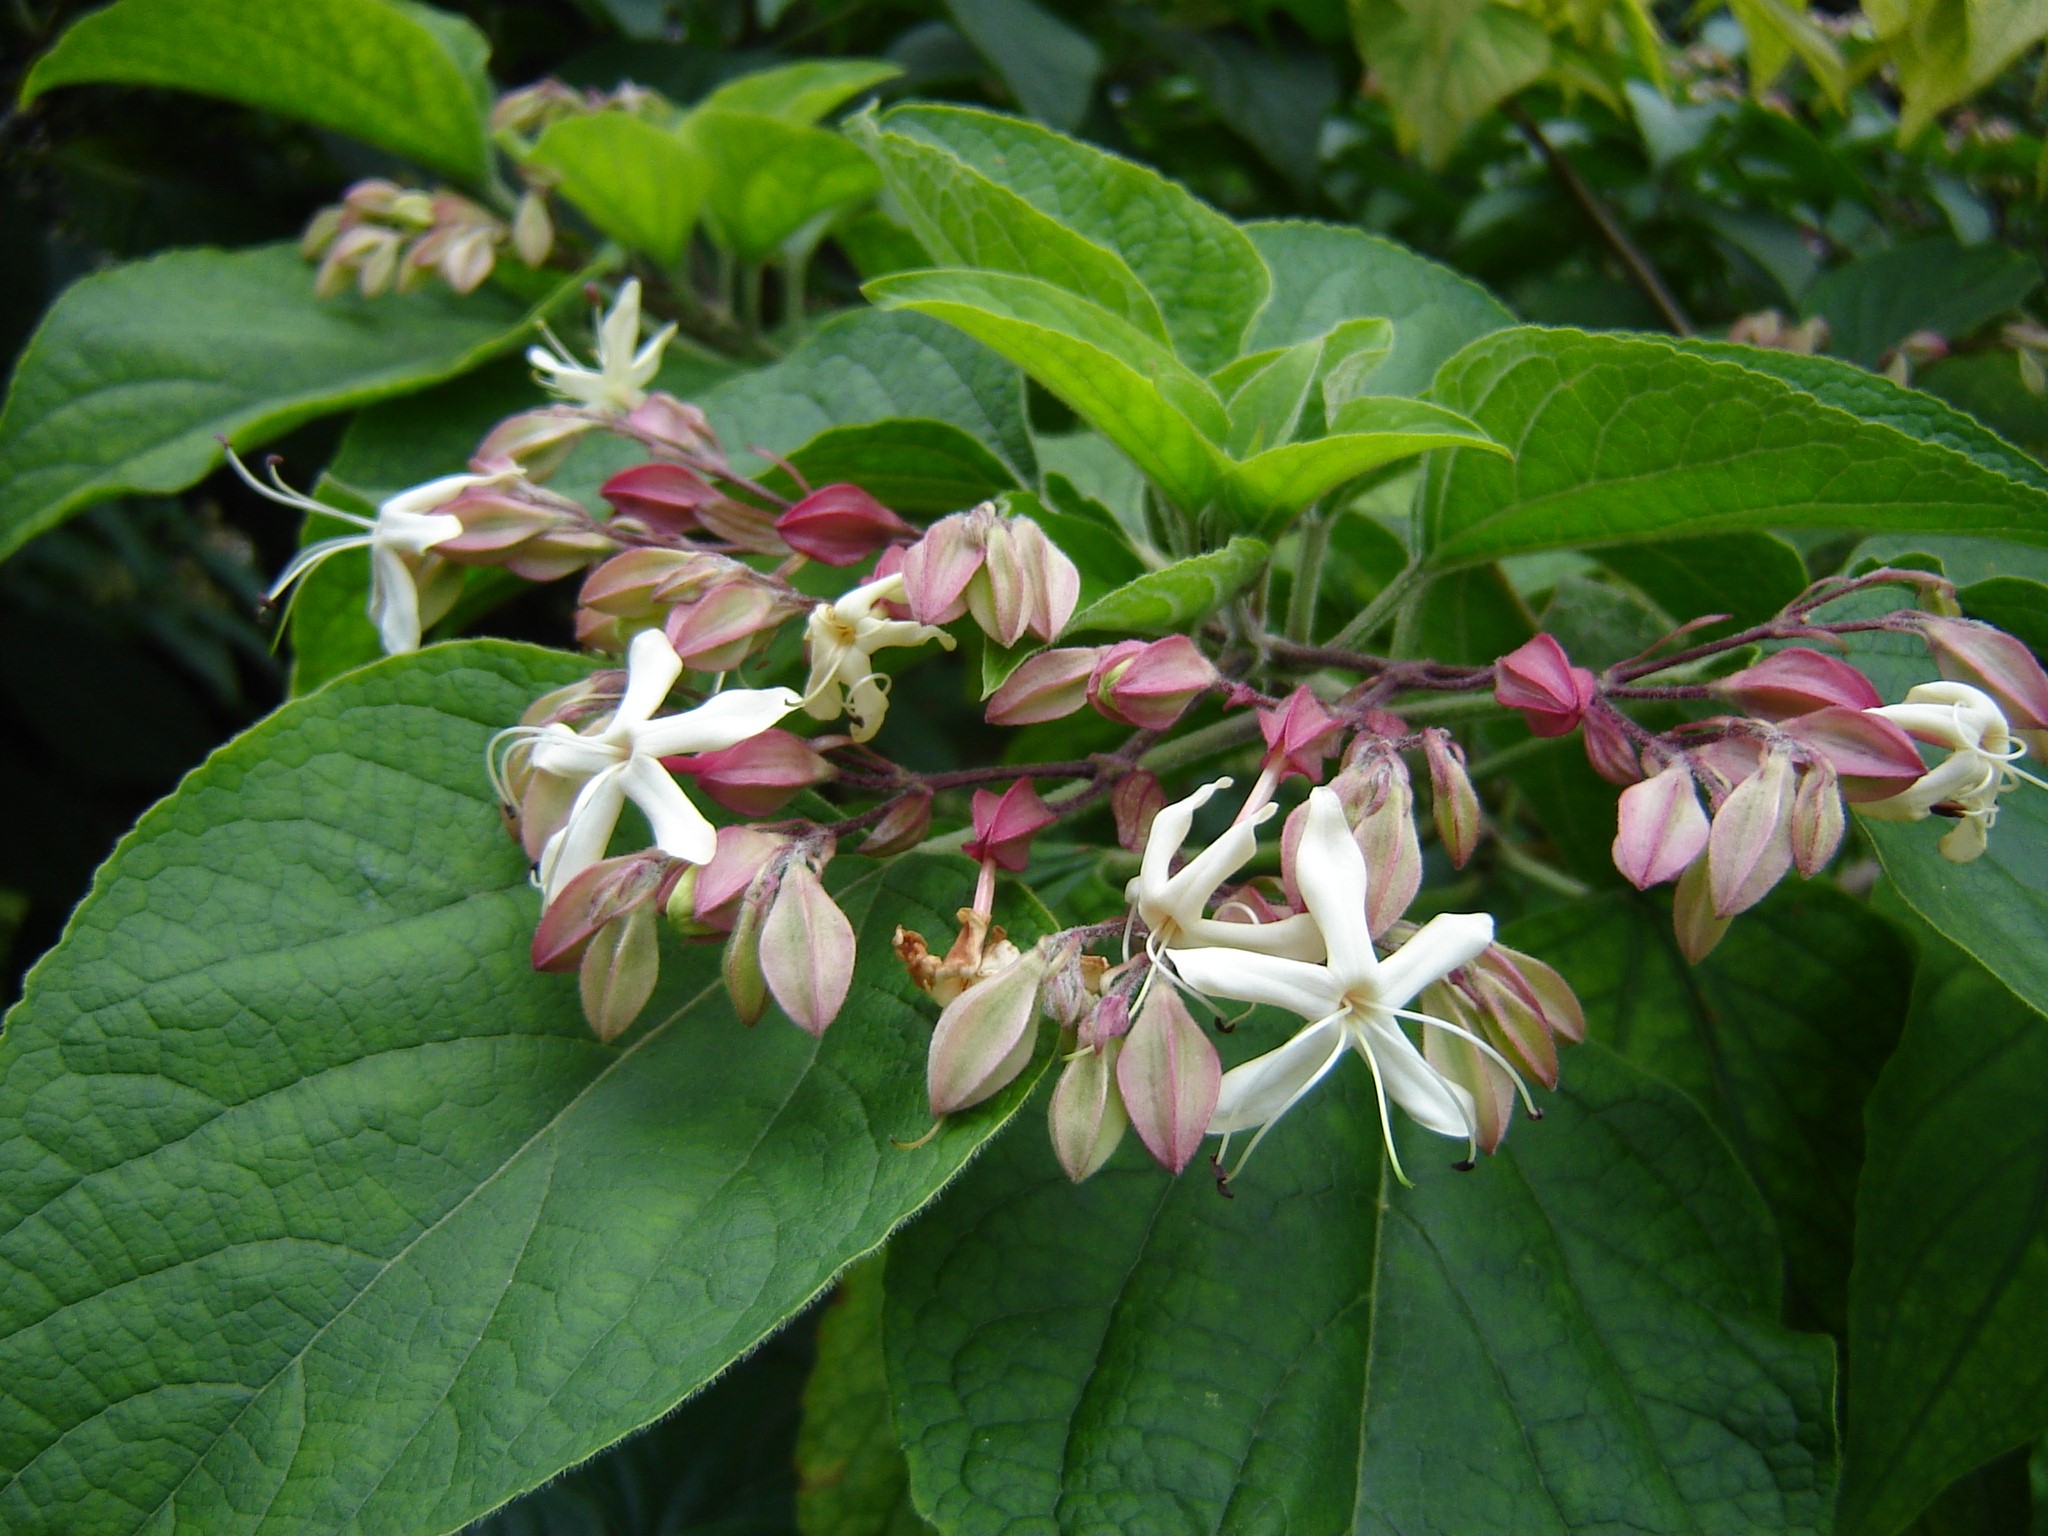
[1125,777,1323,960]
[527,278,676,414]
[801,572,954,743]
[231,452,497,655]
[514,629,799,899]
[1167,786,1506,1182]
[1860,680,2047,862]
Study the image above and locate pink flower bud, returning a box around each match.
[1494,634,1596,737]
[1258,686,1345,782]
[579,548,725,619]
[579,904,661,1042]
[663,729,833,817]
[1673,856,1730,963]
[472,407,596,481]
[1421,984,1516,1155]
[601,462,718,536]
[1088,636,1218,730]
[1917,615,2048,736]
[1715,647,1882,720]
[1789,759,1845,878]
[1079,991,1131,1051]
[668,825,785,935]
[1776,707,1927,801]
[927,944,1051,1116]
[900,503,1078,642]
[1111,770,1166,854]
[775,484,918,565]
[1612,763,1709,890]
[532,852,675,972]
[1581,706,1642,785]
[1423,729,1482,867]
[1707,750,1796,918]
[1355,771,1422,941]
[663,580,789,671]
[986,648,1103,726]
[963,779,1057,871]
[759,856,855,1036]
[1482,943,1586,1045]
[860,791,932,856]
[1467,966,1559,1089]
[1002,515,1080,642]
[1116,987,1221,1174]
[1049,1041,1128,1183]
[623,392,720,460]
[695,494,790,555]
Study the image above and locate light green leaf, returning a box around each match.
[20,0,492,181]
[0,244,569,566]
[796,1255,935,1536]
[699,59,902,123]
[1801,239,2040,368]
[936,0,1101,131]
[529,111,711,266]
[1840,931,2048,1536]
[1243,220,1513,396]
[866,270,1225,510]
[1421,327,2048,568]
[886,1045,1836,1533]
[687,109,882,264]
[1316,316,1397,414]
[881,105,1269,372]
[1510,887,1912,1332]
[1348,0,1551,168]
[1062,535,1269,634]
[0,641,1048,1536]
[1217,339,1321,457]
[1223,399,1503,536]
[698,307,1036,486]
[856,121,1170,342]
[1873,0,2048,141]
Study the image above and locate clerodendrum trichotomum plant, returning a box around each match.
[7,8,2048,1535]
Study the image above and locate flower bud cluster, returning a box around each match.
[302,179,552,299]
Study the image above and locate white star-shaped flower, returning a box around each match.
[1126,777,1323,960]
[528,278,676,415]
[801,571,954,743]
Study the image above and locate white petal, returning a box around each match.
[1356,1016,1475,1139]
[617,628,686,728]
[1373,912,1495,1013]
[1174,912,1327,961]
[539,765,627,899]
[1209,1016,1347,1135]
[1137,777,1230,897]
[1296,787,1378,991]
[1159,812,1264,917]
[382,473,492,520]
[1166,946,1341,1019]
[619,755,717,864]
[633,685,802,757]
[368,543,422,655]
[527,722,621,780]
[599,279,643,368]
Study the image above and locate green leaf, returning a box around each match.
[769,420,1022,515]
[1224,399,1504,536]
[796,1255,935,1536]
[1348,0,1551,168]
[1062,535,1269,634]
[1216,339,1321,457]
[866,270,1225,510]
[856,120,1170,342]
[1840,940,2048,1536]
[20,0,492,181]
[1242,220,1514,397]
[699,308,1034,487]
[1508,887,1912,1331]
[528,111,711,266]
[686,110,882,264]
[881,105,1269,372]
[886,1044,1837,1533]
[0,244,568,566]
[935,0,1101,131]
[1597,533,1811,630]
[1420,327,2048,569]
[1801,239,2041,368]
[0,641,1049,1536]
[698,59,902,123]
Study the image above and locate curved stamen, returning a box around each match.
[1224,1017,1349,1184]
[1386,1005,1544,1120]
[226,449,376,529]
[1351,1024,1413,1189]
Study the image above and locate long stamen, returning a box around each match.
[1351,1026,1413,1189]
[1226,1022,1348,1184]
[1387,1006,1545,1119]
[225,449,375,528]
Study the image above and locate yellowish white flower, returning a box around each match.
[801,571,954,743]
[1860,680,2048,862]
[528,278,675,414]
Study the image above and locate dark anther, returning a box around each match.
[1451,1158,1477,1173]
[1525,1105,1545,1120]
[1212,1008,1235,1034]
[1210,1154,1235,1199]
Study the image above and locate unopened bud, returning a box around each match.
[579,547,724,621]
[1673,855,1730,963]
[900,503,1078,642]
[1482,943,1586,1044]
[664,729,833,816]
[1581,706,1642,785]
[472,406,597,481]
[579,904,660,1042]
[1420,983,1516,1154]
[1495,634,1597,737]
[1088,636,1217,730]
[1049,1040,1128,1182]
[927,943,1051,1116]
[759,856,855,1036]
[722,867,775,1025]
[899,507,985,625]
[986,648,1102,726]
[1612,762,1709,890]
[1466,966,1558,1089]
[664,580,790,671]
[1258,686,1345,782]
[1917,614,2048,745]
[776,484,917,565]
[1423,728,1482,866]
[511,189,554,267]
[623,393,722,460]
[1116,987,1221,1174]
[1708,750,1796,918]
[1111,770,1166,854]
[601,462,718,536]
[1789,759,1846,877]
[1079,991,1131,1050]
[532,852,673,972]
[860,790,932,856]
[669,825,784,935]
[1716,647,1881,720]
[963,779,1057,871]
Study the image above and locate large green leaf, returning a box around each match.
[1420,328,2048,569]
[0,641,1047,1536]
[1349,0,1551,167]
[938,0,1101,131]
[698,307,1036,485]
[529,111,711,266]
[1841,939,2048,1536]
[19,0,492,181]
[879,105,1269,373]
[1222,400,1505,536]
[0,245,566,565]
[687,110,881,264]
[855,121,1169,341]
[1062,535,1270,635]
[1597,533,1810,630]
[1508,888,1912,1331]
[866,270,1225,510]
[886,1044,1837,1532]
[1242,221,1514,397]
[1800,240,2041,369]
